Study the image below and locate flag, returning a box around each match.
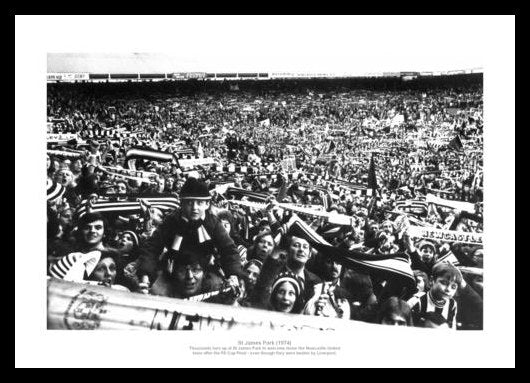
[367,154,378,191]
[447,135,464,152]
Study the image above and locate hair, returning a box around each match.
[285,235,312,251]
[376,297,413,326]
[341,269,374,304]
[247,230,275,262]
[312,252,345,282]
[74,212,109,246]
[413,270,430,292]
[431,262,463,286]
[87,249,126,285]
[254,230,274,246]
[244,258,263,271]
[77,212,108,231]
[217,210,235,231]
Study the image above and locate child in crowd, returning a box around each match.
[408,263,462,329]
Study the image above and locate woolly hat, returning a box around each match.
[121,230,139,247]
[47,178,65,202]
[271,271,302,298]
[180,177,211,200]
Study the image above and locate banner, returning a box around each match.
[47,278,367,330]
[46,133,79,143]
[407,226,483,245]
[100,166,157,184]
[178,157,219,169]
[426,194,475,213]
[47,150,84,159]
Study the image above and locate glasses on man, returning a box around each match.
[174,265,203,276]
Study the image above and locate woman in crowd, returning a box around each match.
[268,271,305,314]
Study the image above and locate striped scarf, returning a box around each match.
[125,147,176,170]
[284,215,416,290]
[394,200,429,215]
[225,187,270,202]
[75,194,179,218]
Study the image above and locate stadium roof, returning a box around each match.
[48,53,482,78]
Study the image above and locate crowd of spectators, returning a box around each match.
[46,76,484,330]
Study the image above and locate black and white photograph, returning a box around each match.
[16,15,515,368]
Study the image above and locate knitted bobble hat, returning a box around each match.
[271,271,302,298]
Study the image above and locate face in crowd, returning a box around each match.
[166,177,174,191]
[156,177,165,193]
[181,199,209,221]
[471,249,483,268]
[381,221,394,235]
[72,159,83,173]
[220,219,231,235]
[90,256,117,286]
[244,263,261,290]
[82,219,105,247]
[116,182,128,194]
[117,232,135,253]
[419,245,435,264]
[255,234,275,259]
[272,282,297,313]
[415,274,427,293]
[430,275,459,302]
[323,256,342,282]
[59,208,74,228]
[288,236,311,267]
[55,169,74,187]
[174,262,205,297]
